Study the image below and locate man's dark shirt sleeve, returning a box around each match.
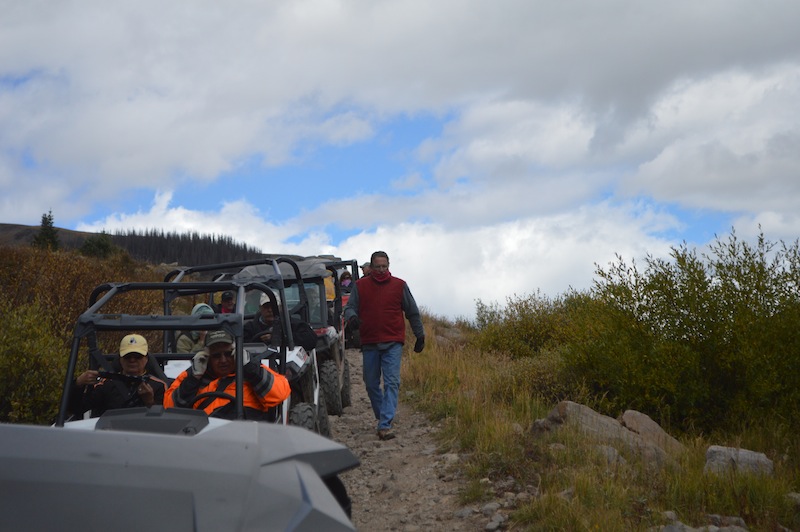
[402,284,424,339]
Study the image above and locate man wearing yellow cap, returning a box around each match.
[71,334,168,418]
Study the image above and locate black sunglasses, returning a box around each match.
[210,350,234,360]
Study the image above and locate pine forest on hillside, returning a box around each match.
[111,228,263,265]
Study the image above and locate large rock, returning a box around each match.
[704,445,774,476]
[543,401,676,468]
[531,401,682,467]
[620,410,686,455]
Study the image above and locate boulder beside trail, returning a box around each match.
[620,409,685,456]
[704,445,774,476]
[532,401,684,469]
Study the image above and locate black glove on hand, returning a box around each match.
[347,315,360,330]
[413,336,425,353]
[242,358,263,381]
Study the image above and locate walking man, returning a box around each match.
[344,251,425,440]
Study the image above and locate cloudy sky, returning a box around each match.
[2,1,799,320]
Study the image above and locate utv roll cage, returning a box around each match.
[56,258,300,427]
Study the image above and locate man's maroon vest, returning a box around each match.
[357,275,407,345]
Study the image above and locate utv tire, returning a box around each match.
[317,391,331,438]
[320,360,343,416]
[288,403,315,432]
[340,357,352,409]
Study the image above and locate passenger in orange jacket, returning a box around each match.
[164,330,290,420]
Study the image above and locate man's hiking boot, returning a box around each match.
[377,429,396,441]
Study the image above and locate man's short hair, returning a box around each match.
[370,251,389,265]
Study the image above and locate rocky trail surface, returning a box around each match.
[328,348,495,531]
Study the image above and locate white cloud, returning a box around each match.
[333,201,676,319]
[5,1,800,318]
[74,191,676,319]
[620,66,800,213]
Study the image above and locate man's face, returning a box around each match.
[208,342,235,377]
[120,353,147,376]
[371,256,389,273]
[222,298,235,311]
[259,304,275,323]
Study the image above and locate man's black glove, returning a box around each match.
[413,336,425,353]
[243,358,263,382]
[347,315,360,330]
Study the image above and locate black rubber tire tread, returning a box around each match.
[288,403,315,432]
[340,357,352,409]
[316,391,331,438]
[320,360,343,416]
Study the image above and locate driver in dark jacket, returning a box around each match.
[70,334,167,418]
[244,292,318,352]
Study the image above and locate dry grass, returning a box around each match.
[401,316,800,531]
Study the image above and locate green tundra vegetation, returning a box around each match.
[1,228,798,529]
[403,230,800,530]
[0,247,162,424]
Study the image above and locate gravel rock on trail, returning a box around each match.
[328,348,488,531]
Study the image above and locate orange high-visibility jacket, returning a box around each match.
[164,363,290,418]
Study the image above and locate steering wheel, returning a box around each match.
[249,329,274,343]
[191,391,236,407]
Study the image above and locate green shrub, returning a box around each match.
[472,230,800,434]
[79,231,119,259]
[0,297,66,424]
[0,246,165,423]
[560,231,800,432]
[474,291,571,359]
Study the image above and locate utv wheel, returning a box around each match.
[320,359,343,416]
[288,403,315,432]
[340,357,352,409]
[317,391,331,438]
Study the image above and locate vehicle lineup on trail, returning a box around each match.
[0,256,361,531]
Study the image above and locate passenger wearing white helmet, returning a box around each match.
[243,291,318,352]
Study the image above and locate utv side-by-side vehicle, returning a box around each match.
[0,257,359,531]
[165,256,360,418]
[164,257,335,435]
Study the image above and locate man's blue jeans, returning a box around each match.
[362,342,402,431]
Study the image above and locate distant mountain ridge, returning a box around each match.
[0,223,92,249]
[0,223,265,265]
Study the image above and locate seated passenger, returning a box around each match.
[218,291,236,314]
[71,334,167,418]
[176,303,215,353]
[244,292,318,352]
[164,330,290,420]
[340,271,353,294]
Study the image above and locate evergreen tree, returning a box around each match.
[79,231,116,258]
[32,210,60,251]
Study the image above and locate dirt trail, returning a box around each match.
[328,348,487,531]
